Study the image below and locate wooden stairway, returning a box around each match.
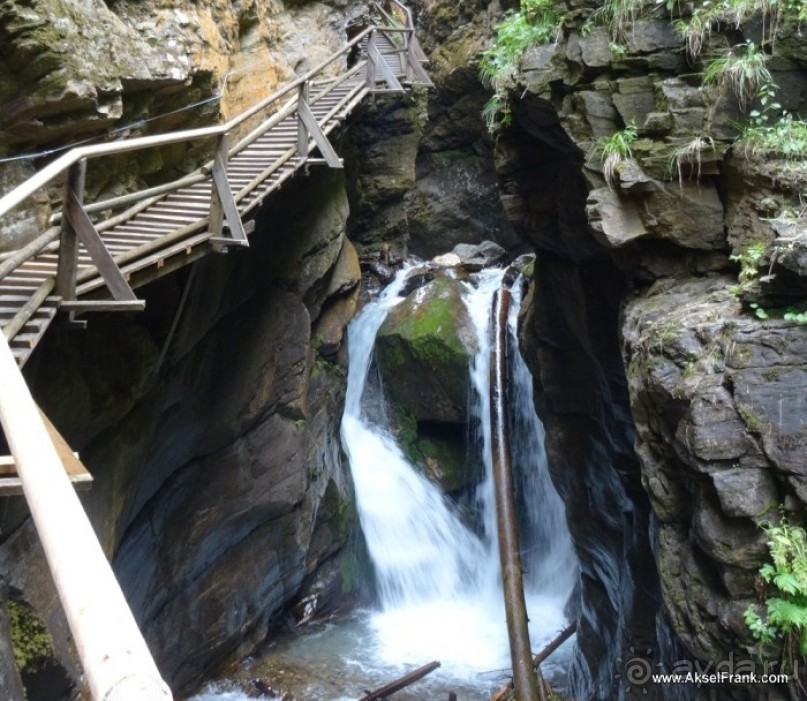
[0,1,431,368]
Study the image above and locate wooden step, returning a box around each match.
[0,407,92,495]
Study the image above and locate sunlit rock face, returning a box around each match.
[0,0,351,251]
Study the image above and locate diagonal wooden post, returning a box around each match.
[0,332,173,701]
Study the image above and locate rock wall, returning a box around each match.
[482,1,807,699]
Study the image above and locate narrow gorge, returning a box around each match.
[0,0,805,700]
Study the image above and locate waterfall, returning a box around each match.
[342,264,579,681]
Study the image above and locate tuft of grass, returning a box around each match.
[674,0,782,59]
[593,124,637,189]
[584,0,648,42]
[702,41,772,110]
[669,135,715,185]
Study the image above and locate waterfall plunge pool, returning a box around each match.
[190,264,579,701]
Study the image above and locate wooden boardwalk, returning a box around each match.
[0,3,430,368]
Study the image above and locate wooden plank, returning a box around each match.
[61,300,145,312]
[3,277,56,340]
[65,190,140,303]
[135,212,199,224]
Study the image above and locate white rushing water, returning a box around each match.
[191,264,579,700]
[342,265,578,683]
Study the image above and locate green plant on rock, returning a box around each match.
[584,0,648,42]
[479,0,561,131]
[7,599,56,676]
[592,124,637,189]
[669,134,715,185]
[741,113,807,160]
[702,41,771,110]
[674,0,783,59]
[728,240,766,296]
[745,513,807,657]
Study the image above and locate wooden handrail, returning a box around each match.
[0,332,172,700]
[0,25,376,223]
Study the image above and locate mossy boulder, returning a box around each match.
[376,275,477,424]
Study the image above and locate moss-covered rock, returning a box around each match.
[376,274,477,424]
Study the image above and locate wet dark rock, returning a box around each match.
[450,240,508,270]
[376,275,477,424]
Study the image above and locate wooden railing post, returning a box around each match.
[209,133,228,238]
[209,132,248,249]
[366,30,378,91]
[55,161,85,302]
[0,332,172,701]
[297,81,310,166]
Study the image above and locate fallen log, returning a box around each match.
[490,278,543,701]
[489,623,577,701]
[358,660,441,700]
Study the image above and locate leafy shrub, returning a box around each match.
[479,0,561,130]
[741,114,807,159]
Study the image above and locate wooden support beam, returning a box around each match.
[64,189,141,305]
[60,300,145,312]
[406,34,433,86]
[366,31,378,89]
[297,100,343,168]
[210,133,249,248]
[297,81,310,163]
[369,41,404,92]
[0,407,92,495]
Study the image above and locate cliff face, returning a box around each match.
[479,2,807,699]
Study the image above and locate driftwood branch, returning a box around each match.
[489,623,577,701]
[358,660,441,700]
[490,276,543,701]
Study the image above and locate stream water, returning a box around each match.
[190,265,578,701]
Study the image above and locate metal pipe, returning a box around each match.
[0,332,172,701]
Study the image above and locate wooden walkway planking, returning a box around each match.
[0,22,430,368]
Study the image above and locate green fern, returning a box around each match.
[746,513,807,657]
